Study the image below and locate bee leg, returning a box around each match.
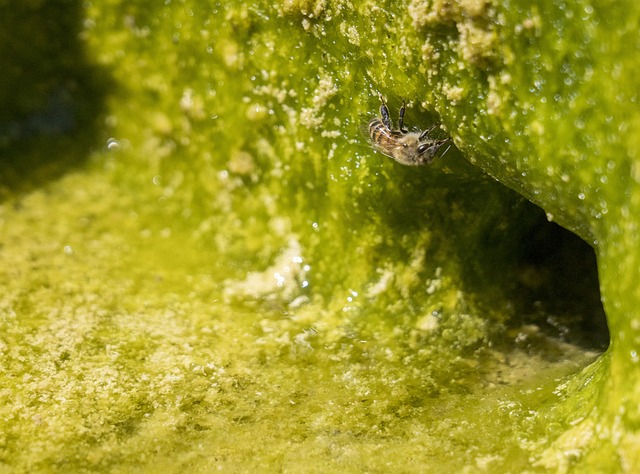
[419,123,440,141]
[438,139,453,158]
[431,138,452,158]
[398,100,407,133]
[418,138,452,165]
[379,94,392,130]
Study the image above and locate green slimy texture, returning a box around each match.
[0,0,637,471]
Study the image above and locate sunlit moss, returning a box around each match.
[0,0,637,471]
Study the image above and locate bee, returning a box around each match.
[369,95,451,166]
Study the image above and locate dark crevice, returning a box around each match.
[506,209,609,351]
[381,152,609,355]
[452,177,610,354]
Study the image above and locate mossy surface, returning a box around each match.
[0,0,636,472]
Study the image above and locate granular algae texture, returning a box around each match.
[0,0,637,472]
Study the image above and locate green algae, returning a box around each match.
[0,0,636,472]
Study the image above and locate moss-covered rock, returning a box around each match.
[0,0,637,471]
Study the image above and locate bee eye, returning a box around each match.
[418,144,430,154]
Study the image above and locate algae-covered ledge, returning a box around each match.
[405,0,640,468]
[0,0,638,472]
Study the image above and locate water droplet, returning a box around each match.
[106,138,120,150]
